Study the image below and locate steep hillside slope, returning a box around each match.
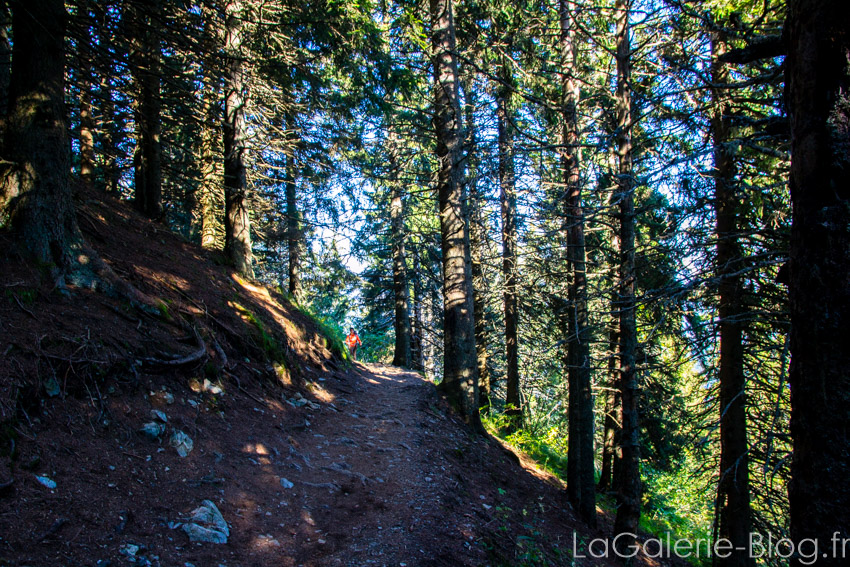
[1,194,670,566]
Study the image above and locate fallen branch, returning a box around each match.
[223,369,266,405]
[140,327,207,370]
[301,481,341,492]
[323,463,368,486]
[12,294,36,319]
[35,517,67,542]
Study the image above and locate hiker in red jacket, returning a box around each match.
[345,328,362,361]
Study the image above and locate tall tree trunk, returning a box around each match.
[96,3,120,195]
[612,0,641,552]
[129,0,162,219]
[430,0,480,426]
[77,3,95,191]
[496,64,521,429]
[462,77,491,412]
[412,247,425,372]
[786,2,850,565]
[223,0,253,277]
[711,28,752,567]
[285,150,302,299]
[0,1,10,118]
[389,136,412,367]
[560,0,595,526]
[200,74,221,250]
[598,325,620,492]
[1,0,80,267]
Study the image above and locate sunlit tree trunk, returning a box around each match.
[96,3,120,195]
[430,0,480,426]
[786,2,850,565]
[200,74,221,250]
[77,3,95,191]
[711,28,752,567]
[223,0,253,277]
[612,0,641,552]
[1,0,81,269]
[129,0,162,219]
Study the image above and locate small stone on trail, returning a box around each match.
[139,421,166,440]
[280,478,294,489]
[181,500,229,544]
[34,475,56,489]
[150,410,168,423]
[119,543,140,558]
[170,430,194,457]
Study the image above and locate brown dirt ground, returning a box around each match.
[0,193,686,566]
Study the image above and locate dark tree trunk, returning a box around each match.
[598,326,619,493]
[430,0,480,426]
[612,0,641,552]
[389,143,412,367]
[711,29,752,567]
[0,2,10,118]
[786,2,850,565]
[496,67,521,430]
[411,248,425,372]
[129,0,162,220]
[560,0,595,527]
[285,150,302,299]
[223,0,253,278]
[0,0,81,268]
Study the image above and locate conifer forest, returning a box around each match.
[1,0,849,565]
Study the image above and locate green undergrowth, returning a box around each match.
[484,412,711,567]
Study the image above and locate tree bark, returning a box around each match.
[786,1,850,564]
[711,28,752,567]
[612,0,641,552]
[77,3,95,191]
[223,0,253,278]
[0,0,81,268]
[412,247,426,372]
[389,138,412,367]
[200,75,221,250]
[0,2,10,118]
[129,0,162,220]
[598,326,619,493]
[560,0,595,526]
[285,150,302,299]
[496,64,521,430]
[462,77,491,412]
[430,0,480,426]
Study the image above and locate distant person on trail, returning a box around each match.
[345,328,362,361]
